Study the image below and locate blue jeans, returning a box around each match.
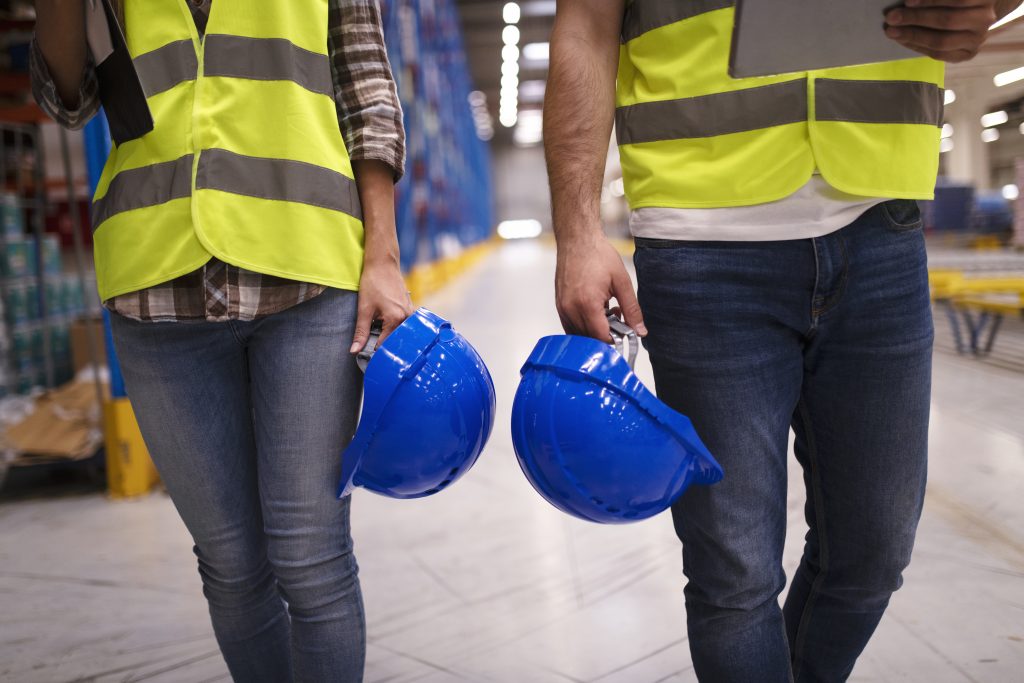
[109,288,366,683]
[634,201,933,683]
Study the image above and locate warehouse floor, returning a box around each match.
[2,240,1023,683]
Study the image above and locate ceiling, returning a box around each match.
[451,2,1024,146]
[946,17,1024,128]
[455,0,555,145]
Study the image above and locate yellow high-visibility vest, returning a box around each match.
[616,1,945,209]
[92,0,363,301]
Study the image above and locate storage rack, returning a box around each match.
[0,119,54,394]
[381,0,495,273]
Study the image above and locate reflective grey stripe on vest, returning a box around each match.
[616,79,945,146]
[196,149,362,221]
[133,40,199,98]
[91,155,194,230]
[616,80,807,146]
[815,79,944,127]
[621,0,733,43]
[203,35,333,97]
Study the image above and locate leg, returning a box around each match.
[246,289,366,683]
[108,314,292,682]
[783,205,933,682]
[635,238,815,682]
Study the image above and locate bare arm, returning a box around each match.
[544,0,645,341]
[33,0,89,108]
[885,0,1024,62]
[349,159,413,354]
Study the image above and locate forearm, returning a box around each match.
[544,0,624,245]
[34,0,89,108]
[350,158,411,350]
[353,159,400,267]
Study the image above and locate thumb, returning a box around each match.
[350,307,374,354]
[612,270,647,337]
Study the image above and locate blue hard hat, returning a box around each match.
[511,318,723,524]
[338,307,496,499]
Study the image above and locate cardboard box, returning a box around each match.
[71,315,107,373]
[5,378,107,460]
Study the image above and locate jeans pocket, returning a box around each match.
[880,199,923,232]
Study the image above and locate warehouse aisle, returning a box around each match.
[1,240,1023,682]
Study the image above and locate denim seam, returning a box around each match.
[809,239,823,329]
[816,233,850,319]
[791,400,830,680]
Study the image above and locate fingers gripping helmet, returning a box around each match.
[338,308,496,499]
[511,315,723,523]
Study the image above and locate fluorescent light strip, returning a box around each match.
[994,65,1024,88]
[980,110,1008,127]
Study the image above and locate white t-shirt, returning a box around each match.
[629,174,889,241]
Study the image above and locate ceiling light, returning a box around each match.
[521,42,550,63]
[1020,122,1024,134]
[516,113,543,134]
[501,74,519,89]
[944,89,956,105]
[501,61,520,77]
[519,80,546,102]
[980,110,1008,127]
[468,90,486,107]
[503,2,521,24]
[521,0,556,16]
[499,111,518,128]
[513,125,543,146]
[1002,184,1019,201]
[994,65,1024,87]
[502,44,519,63]
[939,138,954,153]
[502,25,520,46]
[941,123,953,139]
[981,128,1000,143]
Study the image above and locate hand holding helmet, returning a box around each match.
[512,312,723,524]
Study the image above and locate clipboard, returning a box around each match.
[729,0,921,79]
[88,0,154,144]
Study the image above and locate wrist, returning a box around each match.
[554,223,605,248]
[362,249,401,270]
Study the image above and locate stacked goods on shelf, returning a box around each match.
[380,0,494,274]
[1,192,90,396]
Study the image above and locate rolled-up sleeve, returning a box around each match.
[329,0,407,182]
[29,39,101,130]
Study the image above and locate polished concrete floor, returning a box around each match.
[2,241,1023,682]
